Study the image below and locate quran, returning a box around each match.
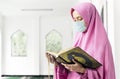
[47,47,102,69]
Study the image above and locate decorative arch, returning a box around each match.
[11,29,27,56]
[46,29,62,53]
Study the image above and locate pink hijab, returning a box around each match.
[54,2,116,79]
[71,2,108,51]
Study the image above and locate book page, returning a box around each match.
[46,51,59,57]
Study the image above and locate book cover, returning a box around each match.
[47,47,102,69]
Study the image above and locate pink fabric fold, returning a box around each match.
[54,64,68,79]
[54,2,116,79]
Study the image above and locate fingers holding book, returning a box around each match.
[46,53,56,63]
[46,53,59,66]
[61,59,86,73]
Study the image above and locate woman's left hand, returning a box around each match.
[61,59,86,73]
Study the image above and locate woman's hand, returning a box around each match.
[46,53,59,66]
[61,59,86,73]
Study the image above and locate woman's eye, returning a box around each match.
[77,17,83,21]
[73,17,83,21]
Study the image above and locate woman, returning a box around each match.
[46,2,116,79]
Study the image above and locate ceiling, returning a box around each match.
[0,0,79,16]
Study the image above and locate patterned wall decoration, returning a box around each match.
[11,30,27,56]
[46,29,62,53]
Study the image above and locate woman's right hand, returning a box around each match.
[46,53,59,66]
[46,53,56,64]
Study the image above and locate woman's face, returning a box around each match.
[72,10,83,22]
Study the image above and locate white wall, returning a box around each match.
[0,13,3,77]
[0,0,78,75]
[0,0,76,75]
[1,14,73,75]
[114,0,120,79]
[2,15,40,75]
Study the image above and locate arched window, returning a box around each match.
[46,29,62,53]
[11,30,27,56]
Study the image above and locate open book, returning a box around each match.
[47,47,102,69]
